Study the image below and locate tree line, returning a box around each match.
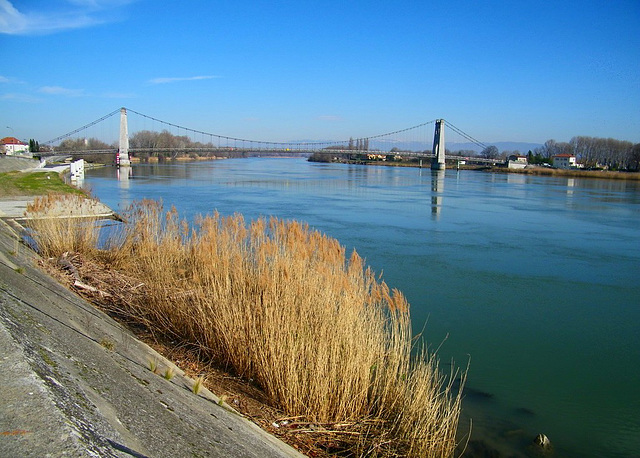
[57,137,113,151]
[347,137,369,151]
[55,130,213,152]
[470,136,640,170]
[129,130,215,150]
[28,139,40,152]
[534,137,640,170]
[53,130,292,161]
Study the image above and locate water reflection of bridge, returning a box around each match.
[431,170,445,220]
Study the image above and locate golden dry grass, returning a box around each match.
[30,197,465,457]
[25,194,100,258]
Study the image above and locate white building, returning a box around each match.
[507,154,528,169]
[1,137,30,156]
[552,153,577,169]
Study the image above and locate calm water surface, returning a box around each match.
[84,158,640,457]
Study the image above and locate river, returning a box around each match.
[84,158,640,457]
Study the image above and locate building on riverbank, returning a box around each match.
[1,137,31,157]
[507,154,528,169]
[552,153,581,169]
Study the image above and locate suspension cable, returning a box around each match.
[444,120,489,150]
[126,108,437,149]
[43,107,486,152]
[126,108,337,148]
[44,109,121,145]
[357,120,437,142]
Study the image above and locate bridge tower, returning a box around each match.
[431,119,445,170]
[118,107,130,166]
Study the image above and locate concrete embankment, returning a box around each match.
[0,217,304,457]
[0,156,42,173]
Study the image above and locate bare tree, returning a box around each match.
[630,144,640,171]
[480,145,499,159]
[569,136,634,169]
[57,137,110,151]
[130,130,159,149]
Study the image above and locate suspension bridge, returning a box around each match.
[42,108,499,169]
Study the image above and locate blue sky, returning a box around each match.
[1,0,639,146]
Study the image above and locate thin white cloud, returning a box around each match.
[0,0,26,33]
[148,76,218,84]
[1,92,42,103]
[0,75,26,84]
[0,0,136,35]
[39,86,85,97]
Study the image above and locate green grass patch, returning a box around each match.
[0,171,85,197]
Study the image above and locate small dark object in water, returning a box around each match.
[514,406,535,416]
[466,386,495,400]
[461,439,502,457]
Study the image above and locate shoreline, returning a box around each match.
[482,165,640,180]
[309,156,640,180]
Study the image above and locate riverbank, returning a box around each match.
[311,155,640,180]
[486,165,640,180]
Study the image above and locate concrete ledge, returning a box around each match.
[0,196,121,222]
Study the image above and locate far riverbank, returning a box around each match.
[484,164,640,180]
[312,155,640,180]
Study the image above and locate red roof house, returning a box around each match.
[1,136,29,155]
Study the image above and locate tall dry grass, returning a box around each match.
[25,194,100,258]
[31,198,465,457]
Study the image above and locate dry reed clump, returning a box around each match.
[25,194,100,259]
[31,199,465,457]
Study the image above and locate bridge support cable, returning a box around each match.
[125,108,339,151]
[444,120,488,151]
[351,120,436,152]
[44,108,121,145]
